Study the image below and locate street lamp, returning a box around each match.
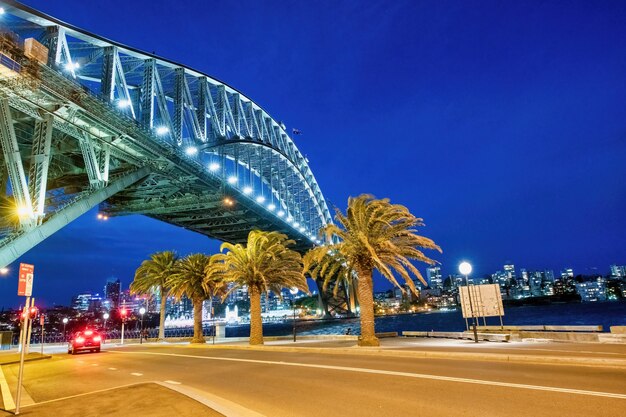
[289,288,299,342]
[62,317,68,341]
[103,313,109,344]
[459,261,479,343]
[0,267,9,275]
[139,307,146,344]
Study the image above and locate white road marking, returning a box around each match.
[91,363,99,366]
[0,365,16,410]
[108,367,117,371]
[163,380,181,385]
[111,350,626,400]
[130,372,143,376]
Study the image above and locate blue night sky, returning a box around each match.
[1,0,625,308]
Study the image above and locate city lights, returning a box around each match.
[223,197,235,207]
[97,213,109,220]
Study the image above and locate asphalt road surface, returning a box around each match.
[3,343,626,416]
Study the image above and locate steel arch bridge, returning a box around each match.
[0,1,354,316]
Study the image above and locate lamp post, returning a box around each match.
[139,307,146,344]
[459,261,479,343]
[289,288,298,342]
[103,313,109,344]
[62,317,68,342]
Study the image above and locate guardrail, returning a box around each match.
[475,325,603,333]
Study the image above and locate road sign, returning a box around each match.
[17,263,34,297]
[40,314,45,326]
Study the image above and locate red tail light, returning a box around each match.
[84,330,93,336]
[75,337,85,344]
[93,335,102,342]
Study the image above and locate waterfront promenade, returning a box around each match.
[1,337,625,416]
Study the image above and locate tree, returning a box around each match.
[306,194,441,346]
[130,251,177,341]
[209,230,308,345]
[167,254,226,344]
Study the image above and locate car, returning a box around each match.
[68,330,102,354]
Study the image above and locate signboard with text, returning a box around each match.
[17,263,34,297]
[460,284,504,319]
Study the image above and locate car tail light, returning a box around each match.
[84,330,93,336]
[93,336,101,342]
[75,337,85,344]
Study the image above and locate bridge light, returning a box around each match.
[243,186,253,195]
[16,205,32,219]
[299,227,305,233]
[0,8,5,15]
[293,222,299,228]
[287,217,293,223]
[185,146,198,156]
[64,62,79,71]
[117,99,132,108]
[208,162,220,172]
[223,197,235,207]
[267,203,276,211]
[156,126,169,135]
[256,196,265,203]
[277,210,285,217]
[0,267,8,275]
[227,176,238,184]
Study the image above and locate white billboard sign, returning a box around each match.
[460,284,504,319]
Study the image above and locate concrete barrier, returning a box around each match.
[477,325,603,333]
[610,326,626,334]
[402,331,509,342]
[375,332,399,338]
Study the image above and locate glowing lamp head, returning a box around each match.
[256,196,265,203]
[0,267,8,275]
[267,203,276,211]
[208,162,220,172]
[117,99,131,108]
[459,261,472,276]
[243,186,253,195]
[139,307,146,315]
[277,210,285,217]
[185,146,198,156]
[103,313,109,320]
[227,176,237,184]
[289,287,299,295]
[62,317,69,324]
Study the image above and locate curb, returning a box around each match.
[181,342,626,369]
[0,354,52,366]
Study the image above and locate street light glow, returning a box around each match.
[208,162,220,171]
[103,313,109,320]
[62,317,69,324]
[459,261,472,276]
[277,210,285,217]
[185,146,198,156]
[117,99,132,108]
[0,267,8,275]
[256,196,265,203]
[139,307,146,315]
[0,8,5,15]
[17,205,32,218]
[267,203,276,211]
[227,175,237,184]
[64,62,79,71]
[243,186,253,195]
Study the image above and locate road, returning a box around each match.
[2,343,626,416]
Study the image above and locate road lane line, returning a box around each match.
[111,350,626,400]
[163,380,181,384]
[108,367,117,371]
[130,372,143,376]
[0,366,16,410]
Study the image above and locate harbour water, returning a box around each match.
[225,301,626,337]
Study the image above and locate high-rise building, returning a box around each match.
[610,265,625,278]
[104,278,121,309]
[560,268,574,280]
[575,277,607,302]
[426,266,443,291]
[504,264,516,282]
[72,292,103,312]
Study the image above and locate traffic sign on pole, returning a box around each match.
[17,263,34,297]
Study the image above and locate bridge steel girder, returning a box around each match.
[0,1,349,315]
[0,167,150,268]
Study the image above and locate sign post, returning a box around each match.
[40,314,45,355]
[15,263,35,415]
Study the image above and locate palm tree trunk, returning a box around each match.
[191,299,205,344]
[158,287,167,341]
[357,267,379,347]
[249,288,264,345]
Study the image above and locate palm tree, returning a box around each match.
[209,230,308,345]
[167,254,226,343]
[306,194,441,347]
[130,251,177,341]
